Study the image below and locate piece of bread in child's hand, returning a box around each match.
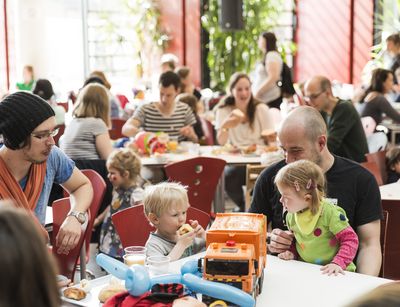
[178,223,193,235]
[63,287,86,301]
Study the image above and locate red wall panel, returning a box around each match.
[159,0,201,87]
[184,0,201,87]
[296,0,351,83]
[295,0,374,85]
[352,0,374,84]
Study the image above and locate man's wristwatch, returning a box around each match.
[67,211,87,224]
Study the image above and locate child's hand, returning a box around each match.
[277,250,294,261]
[176,229,195,249]
[189,219,206,240]
[320,263,344,276]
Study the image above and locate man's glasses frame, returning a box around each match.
[304,91,325,102]
[31,128,59,140]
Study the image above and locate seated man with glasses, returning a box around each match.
[0,92,93,255]
[304,76,368,163]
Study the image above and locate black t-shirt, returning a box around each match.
[249,156,382,230]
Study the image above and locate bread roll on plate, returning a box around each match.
[63,287,86,301]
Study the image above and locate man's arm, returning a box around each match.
[122,117,141,137]
[179,125,198,143]
[56,167,93,254]
[356,220,382,276]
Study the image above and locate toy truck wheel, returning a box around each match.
[252,283,260,300]
[258,270,264,294]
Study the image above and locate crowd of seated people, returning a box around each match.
[2,32,400,307]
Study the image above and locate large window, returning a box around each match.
[86,0,165,96]
[2,0,163,99]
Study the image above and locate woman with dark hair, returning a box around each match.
[176,66,202,100]
[33,79,65,125]
[215,72,274,211]
[0,204,60,307]
[252,32,283,109]
[360,68,400,125]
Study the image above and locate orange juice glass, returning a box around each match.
[123,246,147,266]
[167,140,178,152]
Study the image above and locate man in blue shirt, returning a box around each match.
[0,92,93,255]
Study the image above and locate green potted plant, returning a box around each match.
[201,0,286,91]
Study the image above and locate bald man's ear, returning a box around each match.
[317,135,327,150]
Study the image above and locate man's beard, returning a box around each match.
[310,148,323,167]
[22,147,51,164]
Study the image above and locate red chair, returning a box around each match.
[112,205,210,249]
[365,151,387,184]
[80,169,106,250]
[187,206,210,230]
[360,161,384,186]
[199,117,215,145]
[112,204,155,247]
[51,197,88,281]
[109,118,127,140]
[116,94,129,109]
[54,124,65,147]
[63,169,106,266]
[57,102,69,112]
[164,157,226,215]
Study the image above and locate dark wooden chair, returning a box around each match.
[380,210,389,278]
[365,151,387,184]
[361,161,384,186]
[381,199,400,279]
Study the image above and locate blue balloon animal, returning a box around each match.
[96,253,255,307]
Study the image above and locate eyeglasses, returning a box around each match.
[31,128,59,140]
[304,91,324,102]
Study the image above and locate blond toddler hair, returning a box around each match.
[107,148,141,182]
[143,182,189,219]
[274,160,325,215]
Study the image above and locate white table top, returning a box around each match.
[62,252,391,307]
[380,181,400,200]
[45,206,53,226]
[140,146,263,166]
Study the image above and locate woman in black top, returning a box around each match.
[360,68,400,125]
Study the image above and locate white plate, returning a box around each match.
[61,291,93,307]
[61,275,114,306]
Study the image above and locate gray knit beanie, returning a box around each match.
[0,91,55,149]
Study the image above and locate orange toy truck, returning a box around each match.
[202,213,267,299]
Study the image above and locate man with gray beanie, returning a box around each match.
[0,91,93,255]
